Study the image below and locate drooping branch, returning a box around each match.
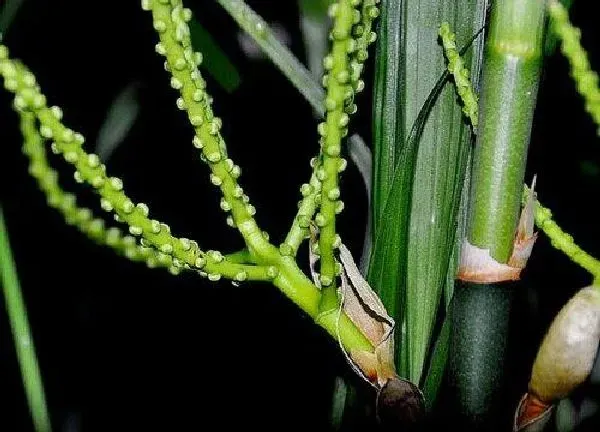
[145,0,281,265]
[19,110,175,272]
[0,46,272,283]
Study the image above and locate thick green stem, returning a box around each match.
[445,22,600,286]
[446,281,515,431]
[0,207,52,432]
[467,0,546,263]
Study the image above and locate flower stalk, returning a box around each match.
[316,0,357,308]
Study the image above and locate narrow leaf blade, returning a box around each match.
[422,316,450,411]
[369,0,489,385]
[0,207,52,432]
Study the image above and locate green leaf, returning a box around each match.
[369,0,489,384]
[421,153,472,408]
[347,134,373,275]
[189,19,241,93]
[422,315,450,411]
[368,63,451,377]
[370,1,402,235]
[0,206,52,432]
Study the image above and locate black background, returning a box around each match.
[1,1,599,430]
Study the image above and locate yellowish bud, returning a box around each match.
[529,286,600,402]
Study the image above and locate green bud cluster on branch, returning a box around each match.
[314,0,380,312]
[19,109,169,270]
[145,0,278,265]
[0,44,272,283]
[439,22,479,128]
[283,1,379,265]
[0,0,381,358]
[528,193,600,284]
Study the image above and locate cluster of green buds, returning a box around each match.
[4,0,599,428]
[19,109,165,269]
[0,46,273,283]
[308,0,380,314]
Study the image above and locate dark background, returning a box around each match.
[1,1,599,431]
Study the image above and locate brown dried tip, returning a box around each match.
[376,377,425,431]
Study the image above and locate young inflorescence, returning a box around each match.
[312,0,379,310]
[0,43,272,283]
[19,109,169,270]
[0,0,384,355]
[145,0,276,261]
[439,22,479,128]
